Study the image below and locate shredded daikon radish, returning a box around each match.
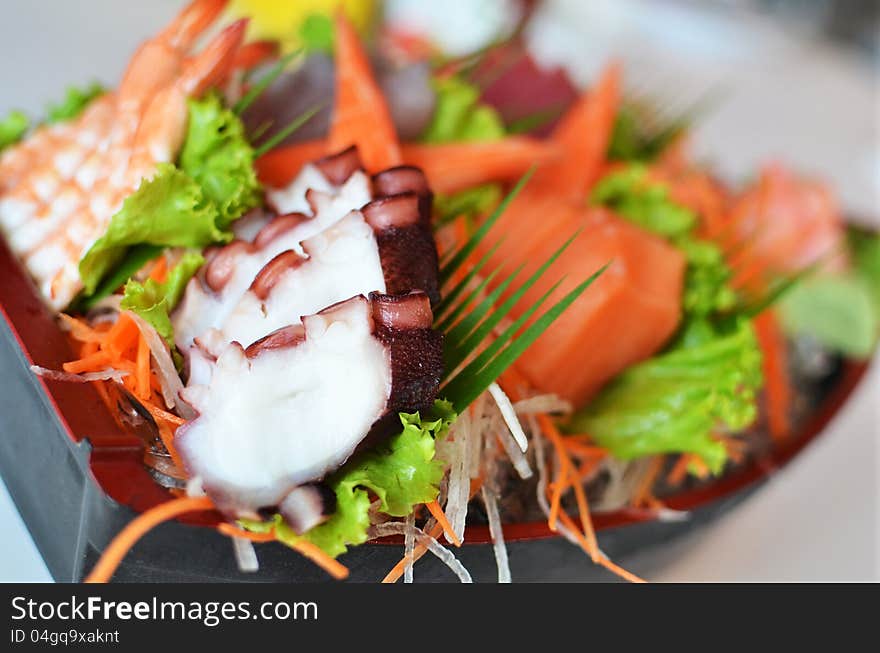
[30,365,129,383]
[488,382,528,452]
[404,513,416,584]
[481,486,511,583]
[594,458,650,512]
[372,522,472,583]
[492,411,533,479]
[231,536,259,573]
[467,395,484,479]
[126,311,194,419]
[513,394,572,416]
[442,411,471,544]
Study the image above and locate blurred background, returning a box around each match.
[0,0,877,581]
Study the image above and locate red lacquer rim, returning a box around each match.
[0,236,871,542]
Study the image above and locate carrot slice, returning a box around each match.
[85,496,215,583]
[217,523,277,543]
[62,351,111,374]
[328,12,401,171]
[754,310,792,440]
[425,500,462,547]
[533,61,621,198]
[255,139,326,187]
[400,138,559,195]
[287,539,350,580]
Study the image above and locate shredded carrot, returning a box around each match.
[538,414,573,532]
[594,553,647,584]
[156,422,184,471]
[85,496,215,583]
[570,475,598,558]
[142,400,186,427]
[148,256,168,283]
[382,521,446,583]
[62,351,111,374]
[59,313,103,342]
[135,335,151,400]
[103,312,139,360]
[425,500,461,547]
[667,454,692,487]
[754,310,792,441]
[561,438,607,459]
[287,539,349,580]
[217,523,276,543]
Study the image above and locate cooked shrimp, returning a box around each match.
[0,0,244,310]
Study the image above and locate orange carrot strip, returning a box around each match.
[561,438,607,459]
[287,539,349,580]
[59,314,103,343]
[400,138,559,196]
[328,12,401,171]
[135,335,151,400]
[570,474,598,559]
[754,310,791,441]
[85,496,215,583]
[256,140,326,187]
[667,454,692,487]
[539,415,575,532]
[425,500,461,547]
[148,256,168,283]
[103,313,139,360]
[217,523,277,543]
[62,351,111,374]
[141,401,186,427]
[156,422,184,471]
[535,61,621,198]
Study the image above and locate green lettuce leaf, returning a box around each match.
[46,82,105,124]
[421,76,506,222]
[79,94,259,298]
[590,164,696,238]
[778,275,878,359]
[299,13,335,53]
[79,164,229,295]
[119,252,204,344]
[240,401,456,558]
[569,319,762,473]
[179,93,262,228]
[848,227,880,314]
[0,110,29,151]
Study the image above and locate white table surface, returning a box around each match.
[0,0,876,582]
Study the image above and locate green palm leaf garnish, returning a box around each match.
[233,49,302,115]
[434,170,607,411]
[438,168,534,285]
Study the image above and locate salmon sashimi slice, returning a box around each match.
[489,206,686,407]
[514,209,685,406]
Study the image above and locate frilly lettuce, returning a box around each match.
[421,75,506,222]
[120,252,204,344]
[79,94,260,298]
[240,401,456,558]
[46,82,105,124]
[179,93,262,228]
[78,164,229,294]
[0,110,29,152]
[570,318,762,473]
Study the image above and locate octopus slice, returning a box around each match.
[176,293,442,517]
